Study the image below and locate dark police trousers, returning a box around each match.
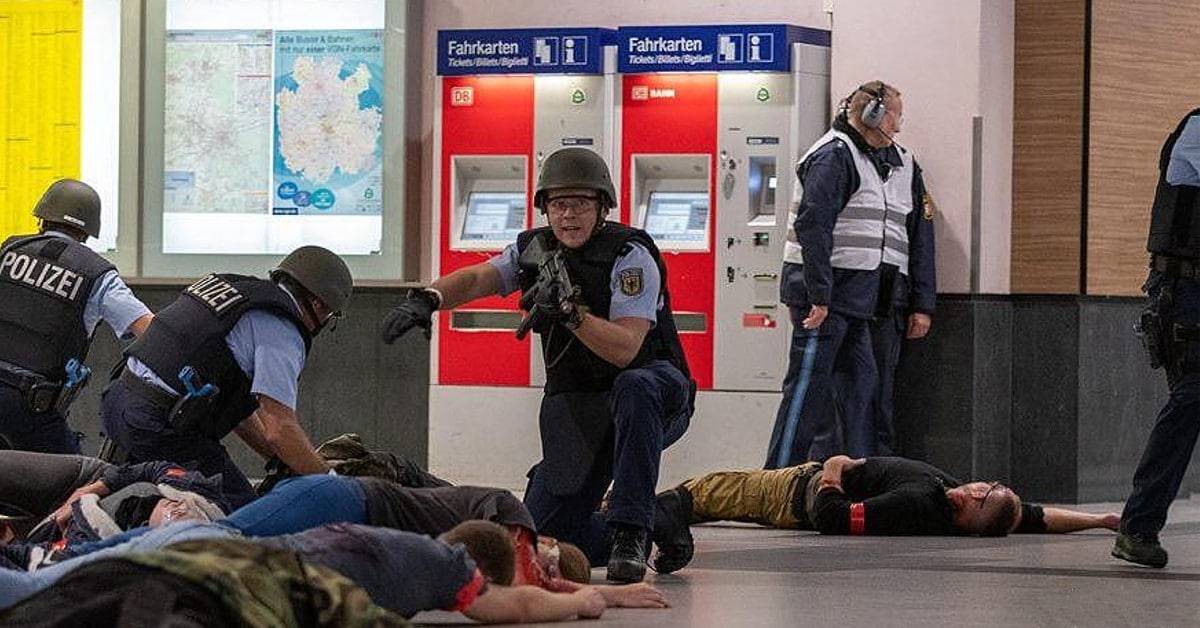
[0,385,81,454]
[100,378,256,508]
[1122,271,1200,537]
[765,307,876,469]
[524,359,692,566]
[867,273,912,457]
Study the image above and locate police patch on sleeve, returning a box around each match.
[922,192,937,221]
[619,268,644,296]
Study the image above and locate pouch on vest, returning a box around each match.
[537,391,613,495]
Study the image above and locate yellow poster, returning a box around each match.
[0,0,82,240]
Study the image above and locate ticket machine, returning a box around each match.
[433,28,615,387]
[616,24,830,391]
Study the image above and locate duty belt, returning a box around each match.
[118,368,178,411]
[0,360,57,395]
[1153,255,1200,279]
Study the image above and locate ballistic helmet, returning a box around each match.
[534,148,617,211]
[34,179,101,238]
[270,245,353,315]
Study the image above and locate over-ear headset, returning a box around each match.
[856,83,888,129]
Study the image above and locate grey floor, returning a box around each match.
[414,496,1200,627]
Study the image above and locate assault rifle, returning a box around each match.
[516,249,580,340]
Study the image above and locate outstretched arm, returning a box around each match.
[464,585,605,623]
[548,578,669,609]
[1041,507,1119,533]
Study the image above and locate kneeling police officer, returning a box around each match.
[0,179,152,453]
[101,246,351,508]
[381,148,695,582]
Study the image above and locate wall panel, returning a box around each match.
[1011,0,1085,293]
[1087,0,1200,295]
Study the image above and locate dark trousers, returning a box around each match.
[1122,272,1200,537]
[0,385,80,455]
[0,451,109,534]
[524,360,692,566]
[765,307,876,468]
[99,379,256,508]
[868,308,907,456]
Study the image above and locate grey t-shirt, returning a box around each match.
[259,522,481,618]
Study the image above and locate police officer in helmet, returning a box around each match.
[101,245,352,508]
[381,147,695,582]
[0,179,152,453]
[1114,108,1200,568]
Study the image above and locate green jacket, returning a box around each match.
[125,538,409,628]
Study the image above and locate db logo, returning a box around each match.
[451,86,474,107]
[631,85,649,101]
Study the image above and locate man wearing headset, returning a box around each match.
[765,80,937,468]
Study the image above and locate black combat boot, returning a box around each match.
[1112,531,1168,568]
[651,486,694,574]
[607,523,649,583]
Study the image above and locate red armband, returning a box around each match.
[849,502,866,535]
[452,569,486,612]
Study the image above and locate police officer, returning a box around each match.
[766,80,936,468]
[0,179,152,454]
[1113,107,1200,568]
[100,245,352,508]
[381,148,695,583]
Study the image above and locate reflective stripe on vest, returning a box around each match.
[783,129,915,274]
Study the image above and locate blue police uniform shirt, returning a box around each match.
[1167,115,1200,187]
[127,285,307,410]
[45,230,150,337]
[487,240,662,324]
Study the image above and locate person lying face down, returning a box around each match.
[650,456,1121,574]
[0,519,665,624]
[20,473,668,611]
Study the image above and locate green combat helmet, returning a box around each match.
[534,147,617,211]
[271,245,354,316]
[33,179,102,239]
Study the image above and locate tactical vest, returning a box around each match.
[1147,108,1200,258]
[516,223,690,394]
[0,234,115,380]
[783,129,915,273]
[126,274,311,439]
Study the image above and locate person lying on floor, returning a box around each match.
[650,455,1121,573]
[0,459,227,570]
[33,474,666,610]
[0,519,659,623]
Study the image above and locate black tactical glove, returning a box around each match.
[381,288,441,343]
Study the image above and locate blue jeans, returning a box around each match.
[1121,272,1200,537]
[0,385,79,454]
[765,308,876,468]
[524,360,692,565]
[223,474,367,537]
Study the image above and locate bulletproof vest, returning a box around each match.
[516,223,690,394]
[1148,108,1200,258]
[0,234,115,379]
[126,274,311,439]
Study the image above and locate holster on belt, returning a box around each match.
[0,360,60,414]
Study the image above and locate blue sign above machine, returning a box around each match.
[437,28,613,76]
[616,24,829,73]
